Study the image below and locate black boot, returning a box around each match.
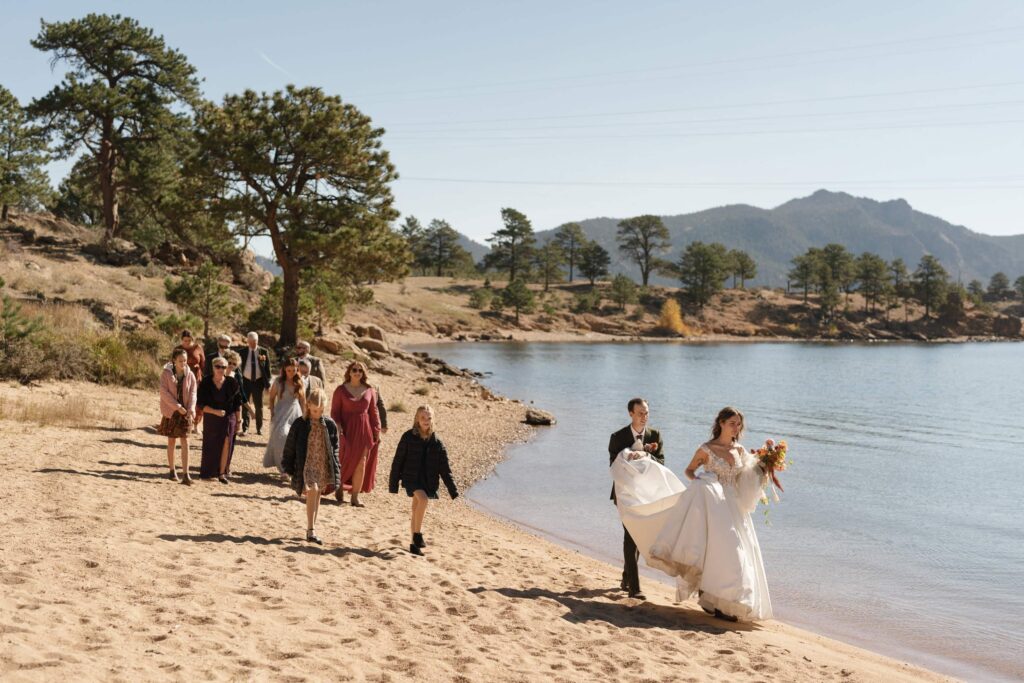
[413,532,426,548]
[409,543,423,556]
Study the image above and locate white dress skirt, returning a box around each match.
[611,443,773,621]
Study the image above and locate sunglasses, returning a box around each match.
[214,365,228,370]
[350,369,363,374]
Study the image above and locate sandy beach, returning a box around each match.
[0,360,956,683]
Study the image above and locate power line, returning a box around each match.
[355,25,1024,99]
[388,98,1024,134]
[396,175,1024,190]
[386,117,1024,142]
[382,80,1024,127]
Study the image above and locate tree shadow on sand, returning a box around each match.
[283,544,397,560]
[157,533,286,545]
[35,467,169,484]
[102,438,167,450]
[156,533,396,560]
[468,586,757,634]
[210,491,299,503]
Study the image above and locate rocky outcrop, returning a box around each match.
[82,238,150,267]
[994,315,1024,338]
[224,248,273,291]
[354,337,389,354]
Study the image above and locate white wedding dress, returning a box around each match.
[611,442,773,621]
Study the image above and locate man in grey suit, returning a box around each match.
[297,358,324,397]
[295,341,326,384]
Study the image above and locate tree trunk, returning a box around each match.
[1,204,8,222]
[568,250,574,283]
[98,124,120,241]
[641,262,650,287]
[279,261,301,347]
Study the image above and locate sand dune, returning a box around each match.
[0,380,951,682]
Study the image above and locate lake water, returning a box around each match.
[413,341,1024,682]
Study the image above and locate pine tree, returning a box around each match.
[554,222,586,283]
[677,241,730,310]
[913,254,949,319]
[164,261,233,339]
[193,85,404,346]
[0,87,51,221]
[616,214,670,286]
[578,241,610,285]
[728,249,757,289]
[610,274,639,311]
[533,240,565,292]
[484,208,536,281]
[29,14,200,240]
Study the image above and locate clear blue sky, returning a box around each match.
[3,0,1024,255]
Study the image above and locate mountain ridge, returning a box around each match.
[505,189,1024,286]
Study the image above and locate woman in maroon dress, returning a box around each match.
[330,361,381,507]
[197,358,243,483]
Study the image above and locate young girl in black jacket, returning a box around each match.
[282,388,340,544]
[388,405,458,555]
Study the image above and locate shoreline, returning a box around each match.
[395,329,1022,347]
[0,374,958,682]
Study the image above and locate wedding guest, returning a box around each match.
[179,330,205,381]
[608,397,664,601]
[376,389,389,435]
[295,340,326,384]
[197,357,243,484]
[238,332,271,436]
[205,334,233,376]
[223,350,246,476]
[330,361,381,507]
[264,356,306,480]
[298,358,324,397]
[282,388,341,544]
[158,348,197,485]
[180,329,206,434]
[389,405,457,555]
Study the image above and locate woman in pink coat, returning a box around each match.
[159,347,198,484]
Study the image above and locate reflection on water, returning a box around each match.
[415,341,1024,682]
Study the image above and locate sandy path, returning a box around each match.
[0,381,950,682]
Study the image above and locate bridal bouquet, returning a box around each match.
[754,439,789,522]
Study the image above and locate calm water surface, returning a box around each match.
[414,341,1024,682]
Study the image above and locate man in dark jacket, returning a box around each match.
[237,332,271,435]
[608,397,664,601]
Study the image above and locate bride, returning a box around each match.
[610,406,772,622]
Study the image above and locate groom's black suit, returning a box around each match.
[609,425,664,596]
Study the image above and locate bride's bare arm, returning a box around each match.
[684,448,706,480]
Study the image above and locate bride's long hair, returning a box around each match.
[711,406,745,443]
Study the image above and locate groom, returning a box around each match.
[608,398,664,601]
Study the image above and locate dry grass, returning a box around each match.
[412,386,430,396]
[0,393,128,429]
[388,400,408,413]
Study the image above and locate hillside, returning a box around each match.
[526,190,1024,287]
[1,212,1020,361]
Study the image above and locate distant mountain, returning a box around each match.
[529,190,1024,286]
[255,254,282,276]
[456,233,490,263]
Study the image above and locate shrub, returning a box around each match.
[572,289,602,314]
[0,301,162,388]
[389,400,408,413]
[469,288,494,309]
[413,386,430,396]
[155,311,202,339]
[657,298,691,336]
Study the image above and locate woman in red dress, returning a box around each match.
[330,361,381,507]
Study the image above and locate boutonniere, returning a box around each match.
[259,354,267,362]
